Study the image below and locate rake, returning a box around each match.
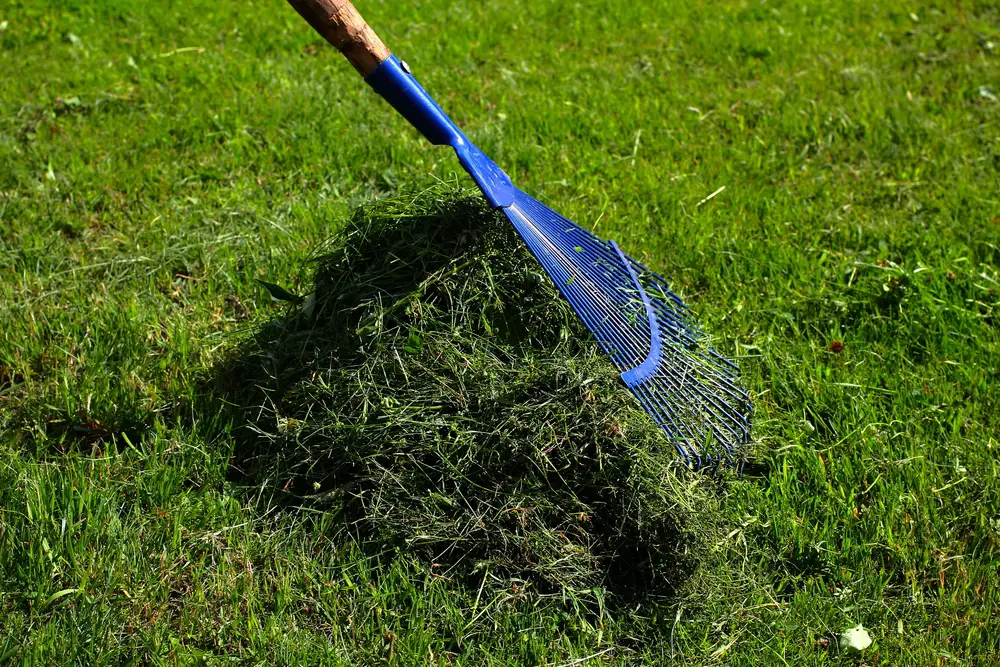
[286,0,752,466]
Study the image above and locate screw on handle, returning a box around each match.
[286,0,391,77]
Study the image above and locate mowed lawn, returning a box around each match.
[1,0,999,664]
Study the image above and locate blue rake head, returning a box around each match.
[364,56,752,467]
[503,191,752,466]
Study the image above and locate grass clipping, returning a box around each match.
[228,189,721,598]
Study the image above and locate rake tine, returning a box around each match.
[504,191,750,463]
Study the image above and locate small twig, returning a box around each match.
[159,46,205,57]
[670,605,684,659]
[696,186,726,207]
[630,129,642,167]
[554,646,615,667]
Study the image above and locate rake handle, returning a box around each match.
[286,0,390,77]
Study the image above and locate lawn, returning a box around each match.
[1,0,999,664]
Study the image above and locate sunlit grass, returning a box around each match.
[1,0,998,663]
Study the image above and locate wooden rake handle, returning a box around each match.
[286,0,391,77]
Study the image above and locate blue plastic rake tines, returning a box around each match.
[284,0,752,466]
[503,193,752,466]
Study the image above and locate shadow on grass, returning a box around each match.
[205,189,711,608]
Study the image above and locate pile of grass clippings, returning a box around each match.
[222,187,723,599]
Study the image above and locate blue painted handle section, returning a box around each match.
[611,240,662,387]
[365,56,514,208]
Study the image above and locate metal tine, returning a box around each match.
[645,371,746,450]
[643,367,749,459]
[649,298,740,375]
[648,332,750,409]
[660,364,751,437]
[506,226,645,362]
[504,207,654,361]
[519,192,693,320]
[631,383,703,464]
[641,366,725,446]
[646,360,739,434]
[577,293,747,456]
[510,199,748,458]
[503,189,751,468]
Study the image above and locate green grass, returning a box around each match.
[1,0,999,663]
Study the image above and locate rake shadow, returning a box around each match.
[206,191,712,607]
